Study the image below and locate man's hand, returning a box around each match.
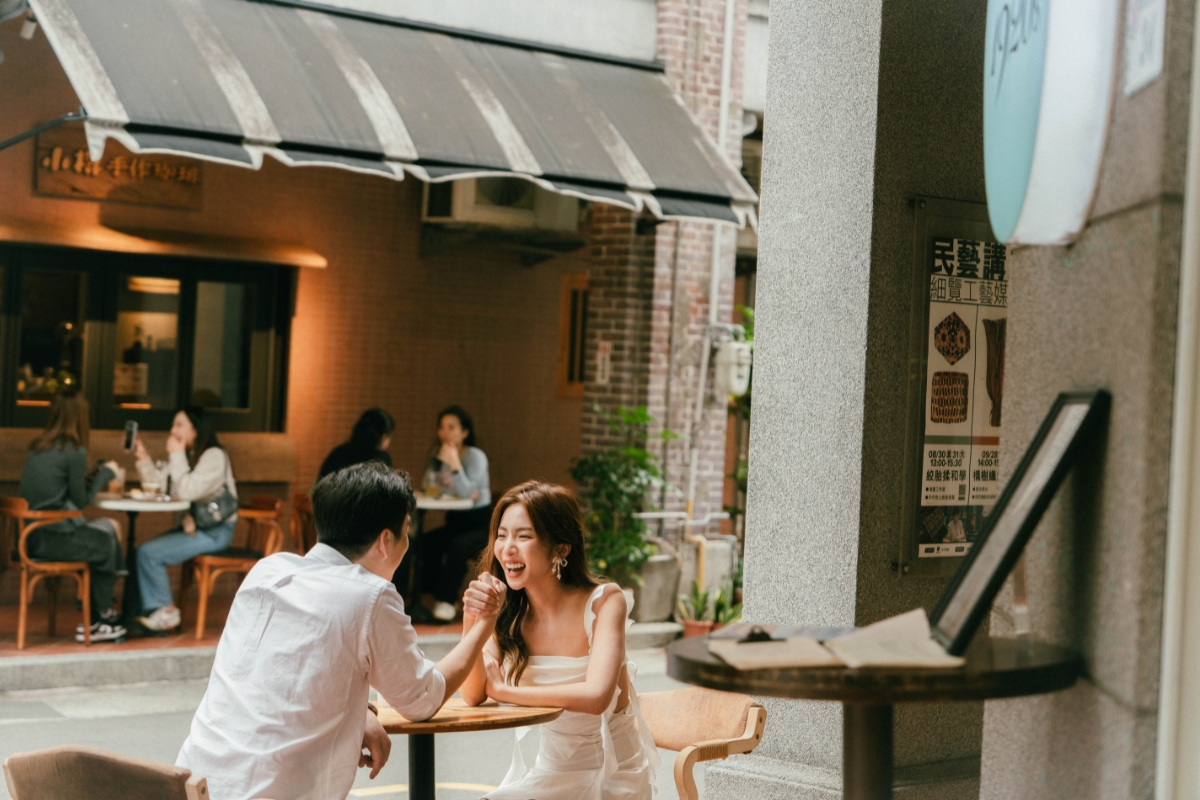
[359,708,391,780]
[462,572,506,620]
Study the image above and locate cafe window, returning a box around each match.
[1,246,291,432]
[557,273,588,398]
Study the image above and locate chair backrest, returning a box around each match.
[291,491,316,552]
[0,497,81,565]
[3,745,208,800]
[639,687,761,752]
[241,495,284,557]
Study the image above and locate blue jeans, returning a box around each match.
[137,520,235,613]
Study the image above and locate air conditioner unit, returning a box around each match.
[422,177,580,233]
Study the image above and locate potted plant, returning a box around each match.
[571,406,681,621]
[676,580,714,637]
[710,583,742,632]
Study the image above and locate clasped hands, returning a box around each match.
[463,573,515,703]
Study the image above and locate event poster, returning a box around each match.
[917,238,1009,557]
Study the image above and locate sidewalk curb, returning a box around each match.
[0,623,683,692]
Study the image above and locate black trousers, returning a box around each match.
[419,507,492,604]
[27,519,122,622]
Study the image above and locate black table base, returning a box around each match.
[844,704,893,800]
[119,510,142,625]
[408,733,435,800]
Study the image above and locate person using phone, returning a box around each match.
[18,390,127,642]
[132,406,238,632]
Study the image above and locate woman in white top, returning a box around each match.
[462,481,658,800]
[132,406,238,632]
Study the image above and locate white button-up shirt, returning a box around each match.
[177,544,445,800]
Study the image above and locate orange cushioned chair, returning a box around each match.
[290,491,316,553]
[0,497,91,650]
[3,745,208,800]
[180,495,284,639]
[639,687,767,800]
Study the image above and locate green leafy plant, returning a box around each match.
[711,583,742,625]
[570,405,669,581]
[676,580,713,622]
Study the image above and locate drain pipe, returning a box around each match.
[683,0,738,590]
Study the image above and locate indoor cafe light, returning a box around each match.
[126,276,181,295]
[983,0,1121,245]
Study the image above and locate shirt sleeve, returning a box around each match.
[65,448,91,509]
[451,448,490,507]
[166,449,232,502]
[367,588,446,722]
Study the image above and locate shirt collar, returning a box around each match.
[307,542,352,566]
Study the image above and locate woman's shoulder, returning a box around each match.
[465,446,488,463]
[197,446,231,468]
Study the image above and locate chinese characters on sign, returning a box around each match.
[34,127,202,210]
[918,238,1009,558]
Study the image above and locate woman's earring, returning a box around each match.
[552,555,566,580]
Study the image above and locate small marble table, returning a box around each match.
[667,635,1081,800]
[379,697,562,800]
[95,496,190,623]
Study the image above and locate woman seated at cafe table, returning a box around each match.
[317,407,395,480]
[132,406,238,633]
[18,389,127,643]
[461,481,658,800]
[417,405,491,622]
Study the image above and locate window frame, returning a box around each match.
[0,244,293,432]
[557,273,588,398]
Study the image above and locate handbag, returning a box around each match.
[190,451,238,530]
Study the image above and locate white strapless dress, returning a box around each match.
[484,584,660,800]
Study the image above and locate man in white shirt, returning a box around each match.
[177,462,505,800]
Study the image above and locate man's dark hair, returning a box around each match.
[312,462,416,560]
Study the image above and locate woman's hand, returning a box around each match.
[437,443,462,472]
[133,437,150,462]
[483,655,510,703]
[165,433,185,455]
[103,460,121,474]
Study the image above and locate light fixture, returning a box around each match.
[127,276,180,295]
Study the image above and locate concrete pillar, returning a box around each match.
[708,1,989,797]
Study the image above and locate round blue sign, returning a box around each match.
[983,0,1048,243]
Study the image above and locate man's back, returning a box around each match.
[178,544,443,800]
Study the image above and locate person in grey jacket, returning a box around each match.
[18,390,127,642]
[132,406,238,632]
[417,405,491,622]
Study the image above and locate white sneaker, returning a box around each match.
[431,601,457,621]
[137,606,181,632]
[76,622,127,643]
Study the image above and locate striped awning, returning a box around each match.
[27,0,758,225]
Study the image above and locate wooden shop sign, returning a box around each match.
[34,126,202,210]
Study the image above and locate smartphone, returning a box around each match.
[122,420,138,452]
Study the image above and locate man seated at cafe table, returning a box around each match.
[176,463,506,800]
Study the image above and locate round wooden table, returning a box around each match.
[378,697,562,800]
[667,635,1080,800]
[95,496,190,624]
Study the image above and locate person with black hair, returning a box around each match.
[175,463,507,800]
[418,405,491,622]
[317,408,395,479]
[132,406,238,632]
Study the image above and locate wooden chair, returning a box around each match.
[639,687,767,800]
[290,491,316,553]
[180,495,284,640]
[0,497,91,650]
[3,745,208,799]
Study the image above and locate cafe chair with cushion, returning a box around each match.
[0,497,91,650]
[180,495,284,639]
[3,745,208,800]
[638,687,767,800]
[290,491,316,553]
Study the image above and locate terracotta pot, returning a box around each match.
[711,622,725,632]
[682,620,714,638]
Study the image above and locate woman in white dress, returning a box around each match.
[461,480,659,800]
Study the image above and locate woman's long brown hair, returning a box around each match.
[30,390,89,453]
[478,480,600,685]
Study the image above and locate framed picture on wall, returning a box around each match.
[930,390,1111,655]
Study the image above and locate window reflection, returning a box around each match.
[18,269,83,406]
[114,276,179,409]
[191,281,253,409]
